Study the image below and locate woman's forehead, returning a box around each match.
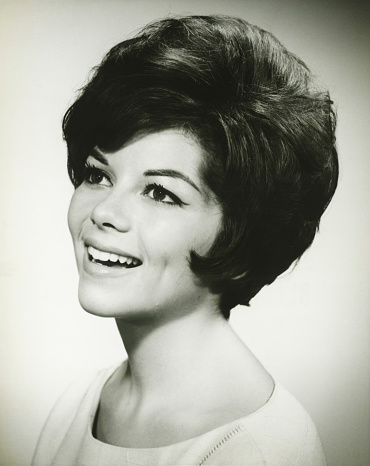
[96,130,203,174]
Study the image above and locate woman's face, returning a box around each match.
[68,130,223,322]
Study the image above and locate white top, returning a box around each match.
[32,364,326,465]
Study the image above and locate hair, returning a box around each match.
[63,15,338,319]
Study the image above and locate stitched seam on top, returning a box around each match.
[198,425,245,465]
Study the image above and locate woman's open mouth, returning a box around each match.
[87,245,142,269]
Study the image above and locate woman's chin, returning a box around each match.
[77,285,122,318]
[77,286,154,321]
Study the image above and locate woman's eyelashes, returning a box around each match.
[83,162,186,207]
[143,183,186,207]
[83,162,111,187]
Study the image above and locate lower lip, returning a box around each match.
[82,248,140,278]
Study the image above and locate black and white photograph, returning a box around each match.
[1,1,369,465]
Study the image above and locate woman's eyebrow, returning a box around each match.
[144,169,200,192]
[91,147,109,165]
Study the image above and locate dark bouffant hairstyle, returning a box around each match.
[63,15,338,319]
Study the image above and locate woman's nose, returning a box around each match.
[90,190,131,232]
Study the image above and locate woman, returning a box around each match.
[32,15,338,465]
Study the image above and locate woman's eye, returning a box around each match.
[143,183,184,206]
[83,164,111,187]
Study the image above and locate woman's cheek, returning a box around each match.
[67,192,79,237]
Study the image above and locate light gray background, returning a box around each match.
[1,1,369,465]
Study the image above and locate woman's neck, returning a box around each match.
[115,309,233,399]
[114,307,272,408]
[95,307,274,448]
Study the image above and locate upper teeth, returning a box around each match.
[87,246,140,266]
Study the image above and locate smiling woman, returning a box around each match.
[32,15,338,466]
[68,130,223,320]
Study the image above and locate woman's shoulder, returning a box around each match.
[199,384,326,466]
[31,364,119,466]
[43,364,117,422]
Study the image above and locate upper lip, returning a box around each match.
[83,237,142,261]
